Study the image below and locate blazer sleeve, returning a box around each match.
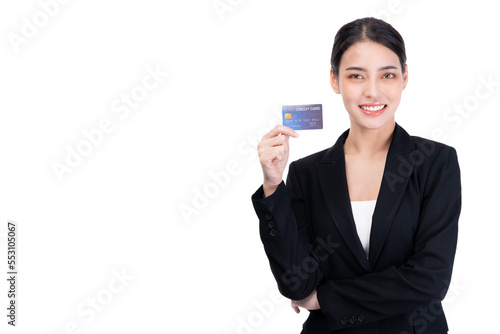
[251,162,324,300]
[316,146,461,331]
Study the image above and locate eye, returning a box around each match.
[349,74,363,79]
[383,73,395,79]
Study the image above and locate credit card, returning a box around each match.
[282,104,323,130]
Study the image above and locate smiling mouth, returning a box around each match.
[359,104,386,111]
[359,104,387,116]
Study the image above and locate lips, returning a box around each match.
[359,103,387,116]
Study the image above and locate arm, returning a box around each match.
[316,146,461,331]
[252,161,324,300]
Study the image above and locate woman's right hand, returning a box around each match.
[257,125,299,197]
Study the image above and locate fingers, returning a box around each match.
[259,146,286,168]
[261,125,299,141]
[257,125,298,186]
[257,127,294,167]
[257,133,287,151]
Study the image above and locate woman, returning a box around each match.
[251,17,461,333]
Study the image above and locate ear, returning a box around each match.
[330,68,340,94]
[402,64,409,90]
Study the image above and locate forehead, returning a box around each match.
[339,41,400,70]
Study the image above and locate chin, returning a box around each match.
[350,111,395,130]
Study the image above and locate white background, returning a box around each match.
[1,0,499,333]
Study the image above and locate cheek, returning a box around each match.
[385,80,405,99]
[386,86,403,103]
[339,82,360,105]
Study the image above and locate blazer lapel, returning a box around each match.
[315,128,372,272]
[369,124,417,267]
[315,123,417,271]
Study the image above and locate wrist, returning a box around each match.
[263,180,280,198]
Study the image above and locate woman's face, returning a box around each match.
[331,40,408,131]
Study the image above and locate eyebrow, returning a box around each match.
[345,65,399,71]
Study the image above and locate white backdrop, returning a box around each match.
[1,0,499,333]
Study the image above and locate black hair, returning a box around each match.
[330,17,407,76]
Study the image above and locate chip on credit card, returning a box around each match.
[282,104,323,130]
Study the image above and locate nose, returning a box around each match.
[363,77,381,99]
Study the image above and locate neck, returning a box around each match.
[344,120,395,156]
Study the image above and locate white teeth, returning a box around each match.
[360,105,386,111]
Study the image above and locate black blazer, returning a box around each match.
[251,124,461,334]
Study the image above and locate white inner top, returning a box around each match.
[351,200,377,258]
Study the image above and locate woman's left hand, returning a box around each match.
[291,289,320,314]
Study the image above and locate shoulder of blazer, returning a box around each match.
[407,134,460,193]
[409,134,456,159]
[291,123,414,166]
[288,123,458,186]
[406,130,459,176]
[292,124,456,165]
